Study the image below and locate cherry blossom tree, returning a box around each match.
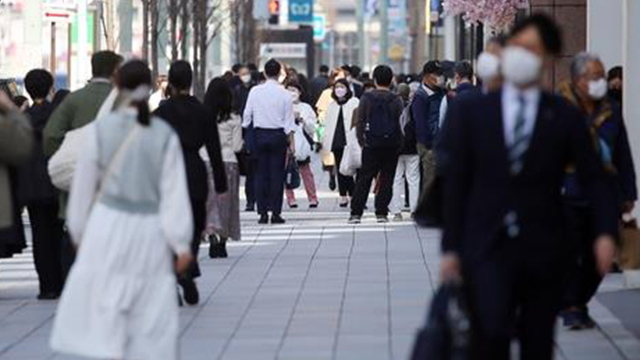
[443,0,529,32]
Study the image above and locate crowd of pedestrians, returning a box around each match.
[0,12,635,360]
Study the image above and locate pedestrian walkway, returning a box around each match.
[1,173,640,360]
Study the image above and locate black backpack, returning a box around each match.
[364,95,401,148]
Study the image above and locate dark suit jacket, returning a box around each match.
[154,95,227,201]
[442,90,618,270]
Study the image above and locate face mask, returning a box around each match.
[335,87,348,99]
[502,46,542,86]
[436,76,445,87]
[240,74,252,84]
[587,78,608,100]
[477,52,500,82]
[289,90,300,103]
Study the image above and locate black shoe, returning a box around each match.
[219,241,228,258]
[258,214,269,224]
[208,235,220,258]
[178,279,199,306]
[289,203,299,209]
[245,203,255,212]
[37,292,60,300]
[329,176,336,191]
[348,215,362,224]
[271,214,286,224]
[309,202,319,209]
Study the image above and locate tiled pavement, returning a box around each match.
[1,167,640,360]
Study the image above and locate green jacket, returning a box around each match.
[43,80,112,157]
[43,80,112,218]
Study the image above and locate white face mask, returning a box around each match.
[437,76,446,87]
[240,74,252,84]
[477,52,501,82]
[335,87,348,99]
[588,78,608,100]
[502,46,543,86]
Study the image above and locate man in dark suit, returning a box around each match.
[440,15,618,360]
[154,61,227,305]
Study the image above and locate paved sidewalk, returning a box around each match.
[1,169,639,359]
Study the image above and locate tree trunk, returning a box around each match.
[180,0,190,60]
[169,0,178,61]
[199,1,207,96]
[141,0,150,62]
[192,0,202,99]
[150,0,159,80]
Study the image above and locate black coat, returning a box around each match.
[18,101,59,204]
[442,90,618,269]
[154,95,227,201]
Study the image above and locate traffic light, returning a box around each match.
[268,0,280,25]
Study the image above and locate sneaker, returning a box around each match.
[348,215,361,224]
[258,214,269,224]
[377,215,389,223]
[178,279,200,306]
[393,213,403,222]
[271,214,286,224]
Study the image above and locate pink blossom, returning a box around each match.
[443,0,527,32]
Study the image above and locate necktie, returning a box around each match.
[508,95,531,175]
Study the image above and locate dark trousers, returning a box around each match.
[464,235,563,360]
[332,148,354,197]
[183,198,205,280]
[255,129,288,216]
[244,158,258,208]
[563,203,602,309]
[28,200,64,295]
[350,147,398,216]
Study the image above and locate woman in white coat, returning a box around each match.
[285,81,319,208]
[322,79,359,207]
[50,61,193,360]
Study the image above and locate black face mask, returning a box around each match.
[608,89,622,104]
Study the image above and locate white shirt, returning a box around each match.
[501,82,541,147]
[242,79,296,134]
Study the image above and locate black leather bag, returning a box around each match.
[410,282,471,360]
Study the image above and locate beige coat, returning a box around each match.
[0,110,33,229]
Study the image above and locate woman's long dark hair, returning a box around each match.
[205,77,234,123]
[116,60,152,126]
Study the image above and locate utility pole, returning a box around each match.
[379,0,389,64]
[356,0,365,67]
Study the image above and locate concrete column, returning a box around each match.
[357,0,365,67]
[622,0,640,288]
[22,0,43,72]
[76,0,89,88]
[443,15,456,61]
[379,0,389,64]
[587,0,623,69]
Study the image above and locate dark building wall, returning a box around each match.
[529,0,587,89]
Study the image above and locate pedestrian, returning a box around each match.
[154,60,228,305]
[203,77,244,259]
[476,36,506,93]
[0,90,33,262]
[607,65,623,106]
[285,81,319,209]
[558,52,636,329]
[309,65,330,107]
[50,60,194,360]
[412,60,446,203]
[43,50,123,283]
[439,15,618,360]
[390,83,420,221]
[149,74,169,111]
[349,65,404,224]
[242,59,296,225]
[322,79,359,207]
[18,69,64,300]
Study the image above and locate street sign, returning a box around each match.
[260,43,307,59]
[313,14,326,42]
[289,0,313,23]
[42,0,77,23]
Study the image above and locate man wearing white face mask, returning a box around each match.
[476,36,506,93]
[558,52,636,330]
[440,15,619,360]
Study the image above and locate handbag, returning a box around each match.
[48,124,93,191]
[339,128,362,177]
[410,282,471,360]
[620,217,640,270]
[284,157,301,190]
